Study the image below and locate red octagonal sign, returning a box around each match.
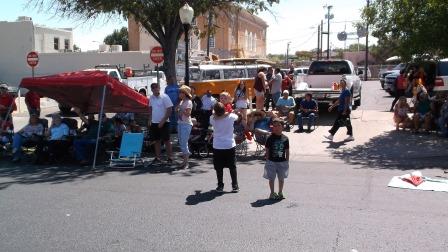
[150,46,164,64]
[27,51,39,67]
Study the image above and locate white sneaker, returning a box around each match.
[345,135,355,141]
[324,134,334,141]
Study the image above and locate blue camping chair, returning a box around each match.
[109,132,144,168]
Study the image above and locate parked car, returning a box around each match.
[379,63,406,89]
[357,66,372,79]
[382,59,448,96]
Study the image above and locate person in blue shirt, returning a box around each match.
[274,90,296,128]
[295,93,318,133]
[165,77,179,133]
[325,79,354,141]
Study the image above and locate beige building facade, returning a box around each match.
[128,8,268,59]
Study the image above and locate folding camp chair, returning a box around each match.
[109,132,144,168]
[253,129,270,156]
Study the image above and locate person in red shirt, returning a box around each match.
[0,84,17,121]
[390,70,408,111]
[25,90,41,117]
[281,72,293,93]
[219,91,233,113]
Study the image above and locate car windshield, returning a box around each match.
[308,61,351,75]
[189,69,201,81]
[438,61,448,76]
[223,68,245,79]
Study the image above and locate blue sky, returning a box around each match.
[1,0,371,54]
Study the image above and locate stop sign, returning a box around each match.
[27,51,39,67]
[150,46,164,64]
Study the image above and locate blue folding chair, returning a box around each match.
[109,132,144,168]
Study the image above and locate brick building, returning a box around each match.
[128,8,268,59]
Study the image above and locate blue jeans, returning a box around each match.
[296,112,316,129]
[438,117,448,137]
[73,138,96,161]
[272,92,281,109]
[12,133,24,159]
[177,123,192,156]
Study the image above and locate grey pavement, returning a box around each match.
[1,81,448,251]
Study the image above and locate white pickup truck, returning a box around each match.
[292,60,362,107]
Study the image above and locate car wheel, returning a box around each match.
[354,91,361,107]
[58,103,72,114]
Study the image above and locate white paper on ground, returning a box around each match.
[388,175,448,192]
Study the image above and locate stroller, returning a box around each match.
[188,127,212,158]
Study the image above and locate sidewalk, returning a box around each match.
[246,109,448,165]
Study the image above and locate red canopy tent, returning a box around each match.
[20,71,149,113]
[20,71,150,168]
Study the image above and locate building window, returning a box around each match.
[64,39,70,50]
[54,37,59,50]
[245,30,248,51]
[209,35,215,48]
[254,34,257,53]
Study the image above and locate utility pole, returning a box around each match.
[286,42,291,67]
[320,20,324,59]
[206,12,212,57]
[317,24,321,60]
[364,0,370,81]
[324,5,333,59]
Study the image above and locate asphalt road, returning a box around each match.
[1,80,447,251]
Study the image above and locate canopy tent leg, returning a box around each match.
[92,85,107,169]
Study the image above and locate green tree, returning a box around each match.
[32,0,279,80]
[347,43,366,52]
[363,0,448,61]
[104,27,128,51]
[295,51,314,61]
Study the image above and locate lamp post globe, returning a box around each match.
[179,3,194,86]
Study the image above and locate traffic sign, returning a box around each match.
[27,51,39,67]
[150,46,164,64]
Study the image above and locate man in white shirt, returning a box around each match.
[269,68,283,109]
[200,90,216,129]
[149,83,174,164]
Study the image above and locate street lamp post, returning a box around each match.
[324,5,333,59]
[179,3,194,86]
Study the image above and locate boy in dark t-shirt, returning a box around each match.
[263,118,290,200]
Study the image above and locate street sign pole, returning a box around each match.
[156,64,159,85]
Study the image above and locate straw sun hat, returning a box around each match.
[179,85,192,99]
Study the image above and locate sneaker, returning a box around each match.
[216,185,224,193]
[324,134,334,141]
[232,185,239,193]
[277,192,285,199]
[345,135,355,141]
[294,128,304,133]
[269,192,278,200]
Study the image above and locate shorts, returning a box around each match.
[255,90,265,97]
[263,160,289,180]
[235,100,249,109]
[150,123,170,141]
[213,147,236,169]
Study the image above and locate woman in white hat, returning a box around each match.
[177,85,193,168]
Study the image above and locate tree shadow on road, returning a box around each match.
[331,130,448,170]
[0,161,106,190]
[185,190,227,205]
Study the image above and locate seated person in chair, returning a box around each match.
[73,108,114,165]
[273,90,296,128]
[35,114,70,164]
[295,93,318,133]
[11,114,44,162]
[412,92,433,133]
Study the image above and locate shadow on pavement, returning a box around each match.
[185,190,225,205]
[250,198,282,207]
[0,161,106,190]
[331,130,448,170]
